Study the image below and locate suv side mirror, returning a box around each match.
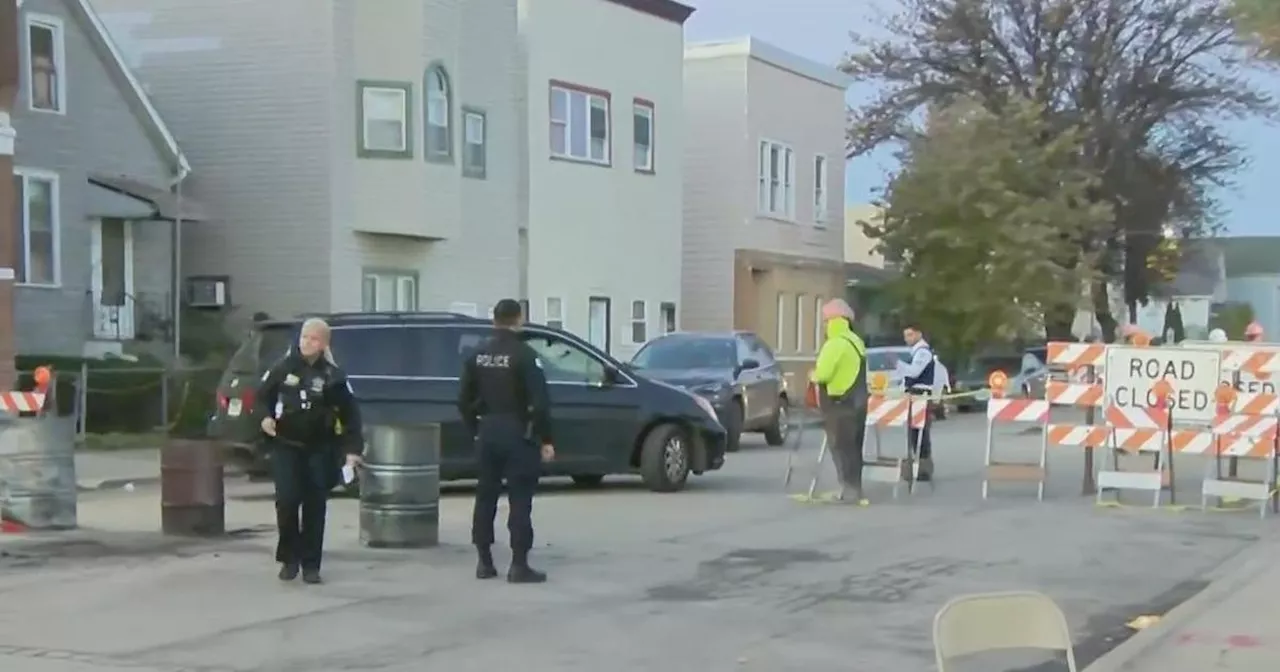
[739,358,760,371]
[602,366,624,385]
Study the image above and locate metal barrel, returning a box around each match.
[0,417,78,529]
[360,424,440,548]
[160,438,225,537]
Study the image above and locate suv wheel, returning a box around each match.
[724,400,744,453]
[763,397,789,446]
[571,474,605,488]
[639,424,691,492]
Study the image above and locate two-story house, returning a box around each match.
[517,0,692,358]
[682,37,851,377]
[11,0,201,360]
[94,0,523,325]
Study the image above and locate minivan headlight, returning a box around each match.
[691,381,730,399]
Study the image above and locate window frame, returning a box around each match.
[549,81,612,166]
[796,294,807,354]
[12,167,62,287]
[659,301,677,335]
[356,80,413,160]
[360,268,419,312]
[633,98,655,173]
[814,296,824,350]
[424,64,453,162]
[757,139,796,219]
[544,297,565,331]
[461,106,487,179]
[775,292,788,353]
[630,299,648,345]
[24,13,66,115]
[813,154,829,225]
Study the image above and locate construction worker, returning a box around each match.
[810,299,869,505]
[1245,322,1264,342]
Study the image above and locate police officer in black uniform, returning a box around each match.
[256,317,363,584]
[458,299,554,584]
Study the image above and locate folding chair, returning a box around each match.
[933,591,1078,671]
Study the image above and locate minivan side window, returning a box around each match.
[522,333,606,384]
[411,326,491,378]
[747,335,776,365]
[330,328,409,377]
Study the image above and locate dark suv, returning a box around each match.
[629,332,789,453]
[209,312,728,492]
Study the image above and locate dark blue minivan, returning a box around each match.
[211,312,728,492]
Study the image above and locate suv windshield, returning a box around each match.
[632,337,737,370]
[866,350,910,372]
[227,323,297,373]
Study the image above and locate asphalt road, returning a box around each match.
[0,412,1274,671]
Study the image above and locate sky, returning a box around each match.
[682,0,1280,236]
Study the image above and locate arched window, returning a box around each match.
[425,65,452,160]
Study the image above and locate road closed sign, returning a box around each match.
[1104,346,1221,423]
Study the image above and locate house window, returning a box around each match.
[462,108,486,178]
[25,15,64,113]
[544,297,565,331]
[633,100,654,172]
[12,170,59,286]
[357,81,412,158]
[361,270,417,311]
[425,66,452,160]
[630,300,648,344]
[814,296,824,349]
[776,293,789,352]
[813,155,828,224]
[758,140,795,218]
[660,301,677,335]
[550,83,610,164]
[796,294,807,353]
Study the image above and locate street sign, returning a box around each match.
[1104,346,1221,423]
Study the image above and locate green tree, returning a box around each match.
[867,98,1113,359]
[1234,0,1280,58]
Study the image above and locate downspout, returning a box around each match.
[168,158,190,360]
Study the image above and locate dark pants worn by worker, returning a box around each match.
[819,387,867,497]
[906,390,934,480]
[471,414,542,578]
[271,441,334,572]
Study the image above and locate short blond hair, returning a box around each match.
[300,317,337,365]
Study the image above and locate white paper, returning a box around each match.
[341,465,356,485]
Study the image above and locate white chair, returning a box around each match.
[933,591,1078,671]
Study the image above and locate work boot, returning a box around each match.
[301,568,323,585]
[475,545,498,579]
[507,563,547,584]
[278,563,300,582]
[918,458,934,482]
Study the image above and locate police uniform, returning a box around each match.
[901,340,936,480]
[255,351,363,583]
[457,327,552,583]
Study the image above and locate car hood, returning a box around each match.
[634,368,733,389]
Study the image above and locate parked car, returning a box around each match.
[952,350,1050,411]
[629,332,790,453]
[865,345,950,420]
[209,312,728,492]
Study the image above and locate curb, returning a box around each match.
[1083,535,1280,671]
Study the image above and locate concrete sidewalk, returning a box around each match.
[1086,536,1280,671]
[74,448,245,491]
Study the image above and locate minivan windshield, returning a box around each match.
[632,337,737,370]
[227,323,297,373]
[866,349,910,372]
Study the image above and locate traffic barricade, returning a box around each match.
[1095,380,1173,508]
[1198,387,1279,517]
[981,371,1050,500]
[862,395,929,498]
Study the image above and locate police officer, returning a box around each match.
[458,299,554,583]
[810,299,869,505]
[897,323,936,481]
[256,318,363,585]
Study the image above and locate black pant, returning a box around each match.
[471,416,539,551]
[271,441,332,570]
[820,390,867,491]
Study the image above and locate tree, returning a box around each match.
[866,97,1113,359]
[843,0,1271,339]
[1233,0,1280,58]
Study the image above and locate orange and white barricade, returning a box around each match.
[861,395,929,498]
[0,391,46,416]
[1096,382,1174,508]
[982,371,1051,499]
[1047,341,1106,386]
[1196,388,1280,517]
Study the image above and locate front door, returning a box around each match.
[587,296,611,354]
[90,218,134,339]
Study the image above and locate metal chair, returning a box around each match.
[933,591,1078,671]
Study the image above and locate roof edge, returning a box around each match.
[685,36,854,90]
[604,0,694,25]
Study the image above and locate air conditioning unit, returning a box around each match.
[186,275,230,308]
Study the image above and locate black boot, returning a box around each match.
[278,563,300,581]
[507,549,546,584]
[301,567,323,584]
[475,546,498,580]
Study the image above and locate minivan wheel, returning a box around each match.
[763,397,789,446]
[639,424,691,492]
[724,401,744,453]
[571,474,605,488]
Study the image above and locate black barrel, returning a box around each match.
[359,424,440,548]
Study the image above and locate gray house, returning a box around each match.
[94,0,524,325]
[11,0,199,359]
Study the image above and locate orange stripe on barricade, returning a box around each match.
[986,398,1049,423]
[1213,432,1276,458]
[0,392,46,414]
[1047,342,1106,370]
[1212,414,1279,438]
[1047,424,1109,447]
[1231,392,1280,416]
[1230,351,1280,376]
[1104,405,1169,429]
[1168,430,1215,455]
[1045,381,1103,407]
[1111,428,1164,453]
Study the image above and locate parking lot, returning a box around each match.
[0,412,1276,671]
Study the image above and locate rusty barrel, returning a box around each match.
[360,424,440,548]
[160,438,225,536]
[0,417,77,529]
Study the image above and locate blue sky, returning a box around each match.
[682,0,1280,235]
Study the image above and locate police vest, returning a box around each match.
[905,347,935,392]
[274,369,335,443]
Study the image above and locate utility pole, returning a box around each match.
[0,0,20,388]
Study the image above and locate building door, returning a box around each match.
[587,296,611,353]
[90,218,134,339]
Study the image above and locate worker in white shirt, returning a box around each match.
[896,323,938,481]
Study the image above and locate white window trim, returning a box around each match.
[630,300,648,344]
[796,294,806,354]
[813,154,829,226]
[633,101,654,172]
[360,86,409,153]
[660,301,677,335]
[544,296,566,330]
[549,84,611,165]
[757,138,796,220]
[776,293,787,352]
[814,296,824,351]
[362,270,417,311]
[13,167,62,287]
[463,109,486,177]
[24,13,67,115]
